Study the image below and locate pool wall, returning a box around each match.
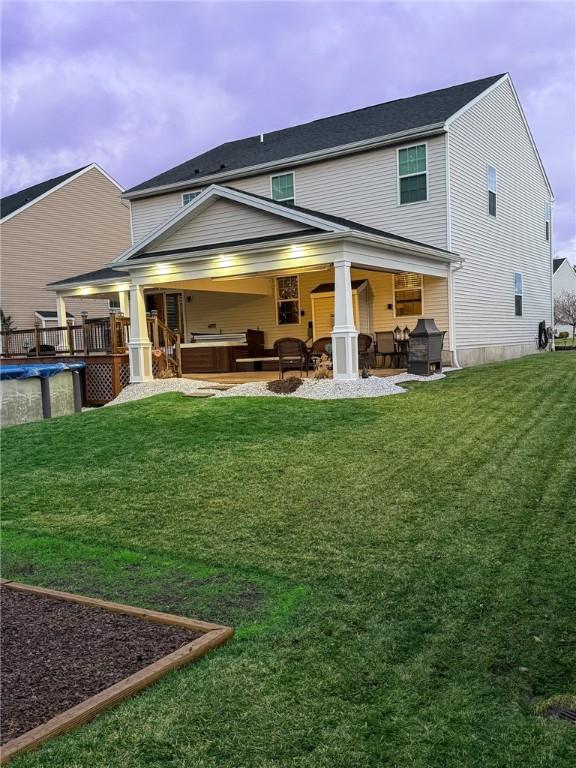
[1,364,84,427]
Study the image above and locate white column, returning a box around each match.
[118,290,130,316]
[128,284,153,382]
[56,295,68,327]
[331,259,358,380]
[56,294,69,351]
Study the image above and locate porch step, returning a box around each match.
[197,385,235,391]
[183,391,218,398]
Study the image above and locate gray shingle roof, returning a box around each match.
[1,167,88,219]
[48,266,129,287]
[126,75,504,195]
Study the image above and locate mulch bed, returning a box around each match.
[0,586,201,744]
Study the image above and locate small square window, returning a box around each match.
[271,173,295,205]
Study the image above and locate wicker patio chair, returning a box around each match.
[310,337,332,357]
[375,331,400,368]
[358,333,375,371]
[273,337,310,379]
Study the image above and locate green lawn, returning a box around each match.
[555,337,575,349]
[2,353,575,767]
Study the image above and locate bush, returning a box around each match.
[267,376,304,394]
[558,331,569,339]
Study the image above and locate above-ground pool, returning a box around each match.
[0,362,85,427]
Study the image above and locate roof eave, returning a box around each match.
[122,123,446,200]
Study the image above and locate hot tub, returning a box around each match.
[0,362,85,427]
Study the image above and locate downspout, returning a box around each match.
[445,130,461,368]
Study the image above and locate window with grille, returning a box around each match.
[276,275,300,324]
[398,145,427,204]
[182,191,202,206]
[394,273,423,317]
[488,166,497,217]
[271,173,295,205]
[514,272,523,317]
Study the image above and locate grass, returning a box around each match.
[1,352,575,767]
[555,336,575,349]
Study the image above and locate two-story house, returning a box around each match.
[1,164,131,329]
[553,258,576,335]
[49,73,554,382]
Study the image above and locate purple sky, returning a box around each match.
[2,1,575,262]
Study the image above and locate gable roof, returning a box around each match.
[116,184,455,265]
[1,167,88,219]
[0,163,124,223]
[552,259,571,274]
[125,74,505,197]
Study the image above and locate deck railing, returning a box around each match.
[1,312,181,377]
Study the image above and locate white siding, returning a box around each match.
[449,79,553,353]
[131,136,448,249]
[144,198,308,254]
[553,260,576,333]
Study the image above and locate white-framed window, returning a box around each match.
[545,201,551,241]
[488,165,497,217]
[270,172,295,205]
[182,190,202,206]
[108,298,121,312]
[276,275,300,324]
[394,273,423,317]
[398,144,427,205]
[514,272,523,317]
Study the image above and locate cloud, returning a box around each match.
[1,49,241,193]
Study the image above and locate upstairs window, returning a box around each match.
[398,144,427,204]
[276,275,300,324]
[394,273,423,317]
[488,166,497,216]
[182,190,202,206]
[271,172,295,205]
[545,202,551,241]
[514,272,523,317]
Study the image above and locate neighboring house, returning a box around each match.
[50,73,554,381]
[1,164,131,328]
[553,257,576,334]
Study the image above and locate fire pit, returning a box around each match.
[407,319,444,376]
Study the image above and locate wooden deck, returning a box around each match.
[183,369,405,384]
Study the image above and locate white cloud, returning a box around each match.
[555,236,576,266]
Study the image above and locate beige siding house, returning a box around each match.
[49,74,554,383]
[1,165,130,328]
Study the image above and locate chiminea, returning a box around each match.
[407,318,443,376]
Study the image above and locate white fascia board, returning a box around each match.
[117,231,346,271]
[51,279,132,296]
[445,73,553,200]
[0,163,124,224]
[122,124,446,201]
[346,231,461,264]
[112,184,346,263]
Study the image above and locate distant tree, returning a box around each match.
[0,309,16,332]
[554,291,576,343]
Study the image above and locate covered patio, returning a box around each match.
[2,184,462,402]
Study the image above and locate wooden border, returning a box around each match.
[0,580,234,765]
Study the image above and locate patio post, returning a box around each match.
[128,284,153,382]
[118,291,130,316]
[331,259,358,380]
[56,294,69,352]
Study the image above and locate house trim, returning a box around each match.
[445,73,553,199]
[0,164,125,224]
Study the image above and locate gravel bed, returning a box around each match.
[106,377,220,405]
[106,370,454,406]
[215,371,449,400]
